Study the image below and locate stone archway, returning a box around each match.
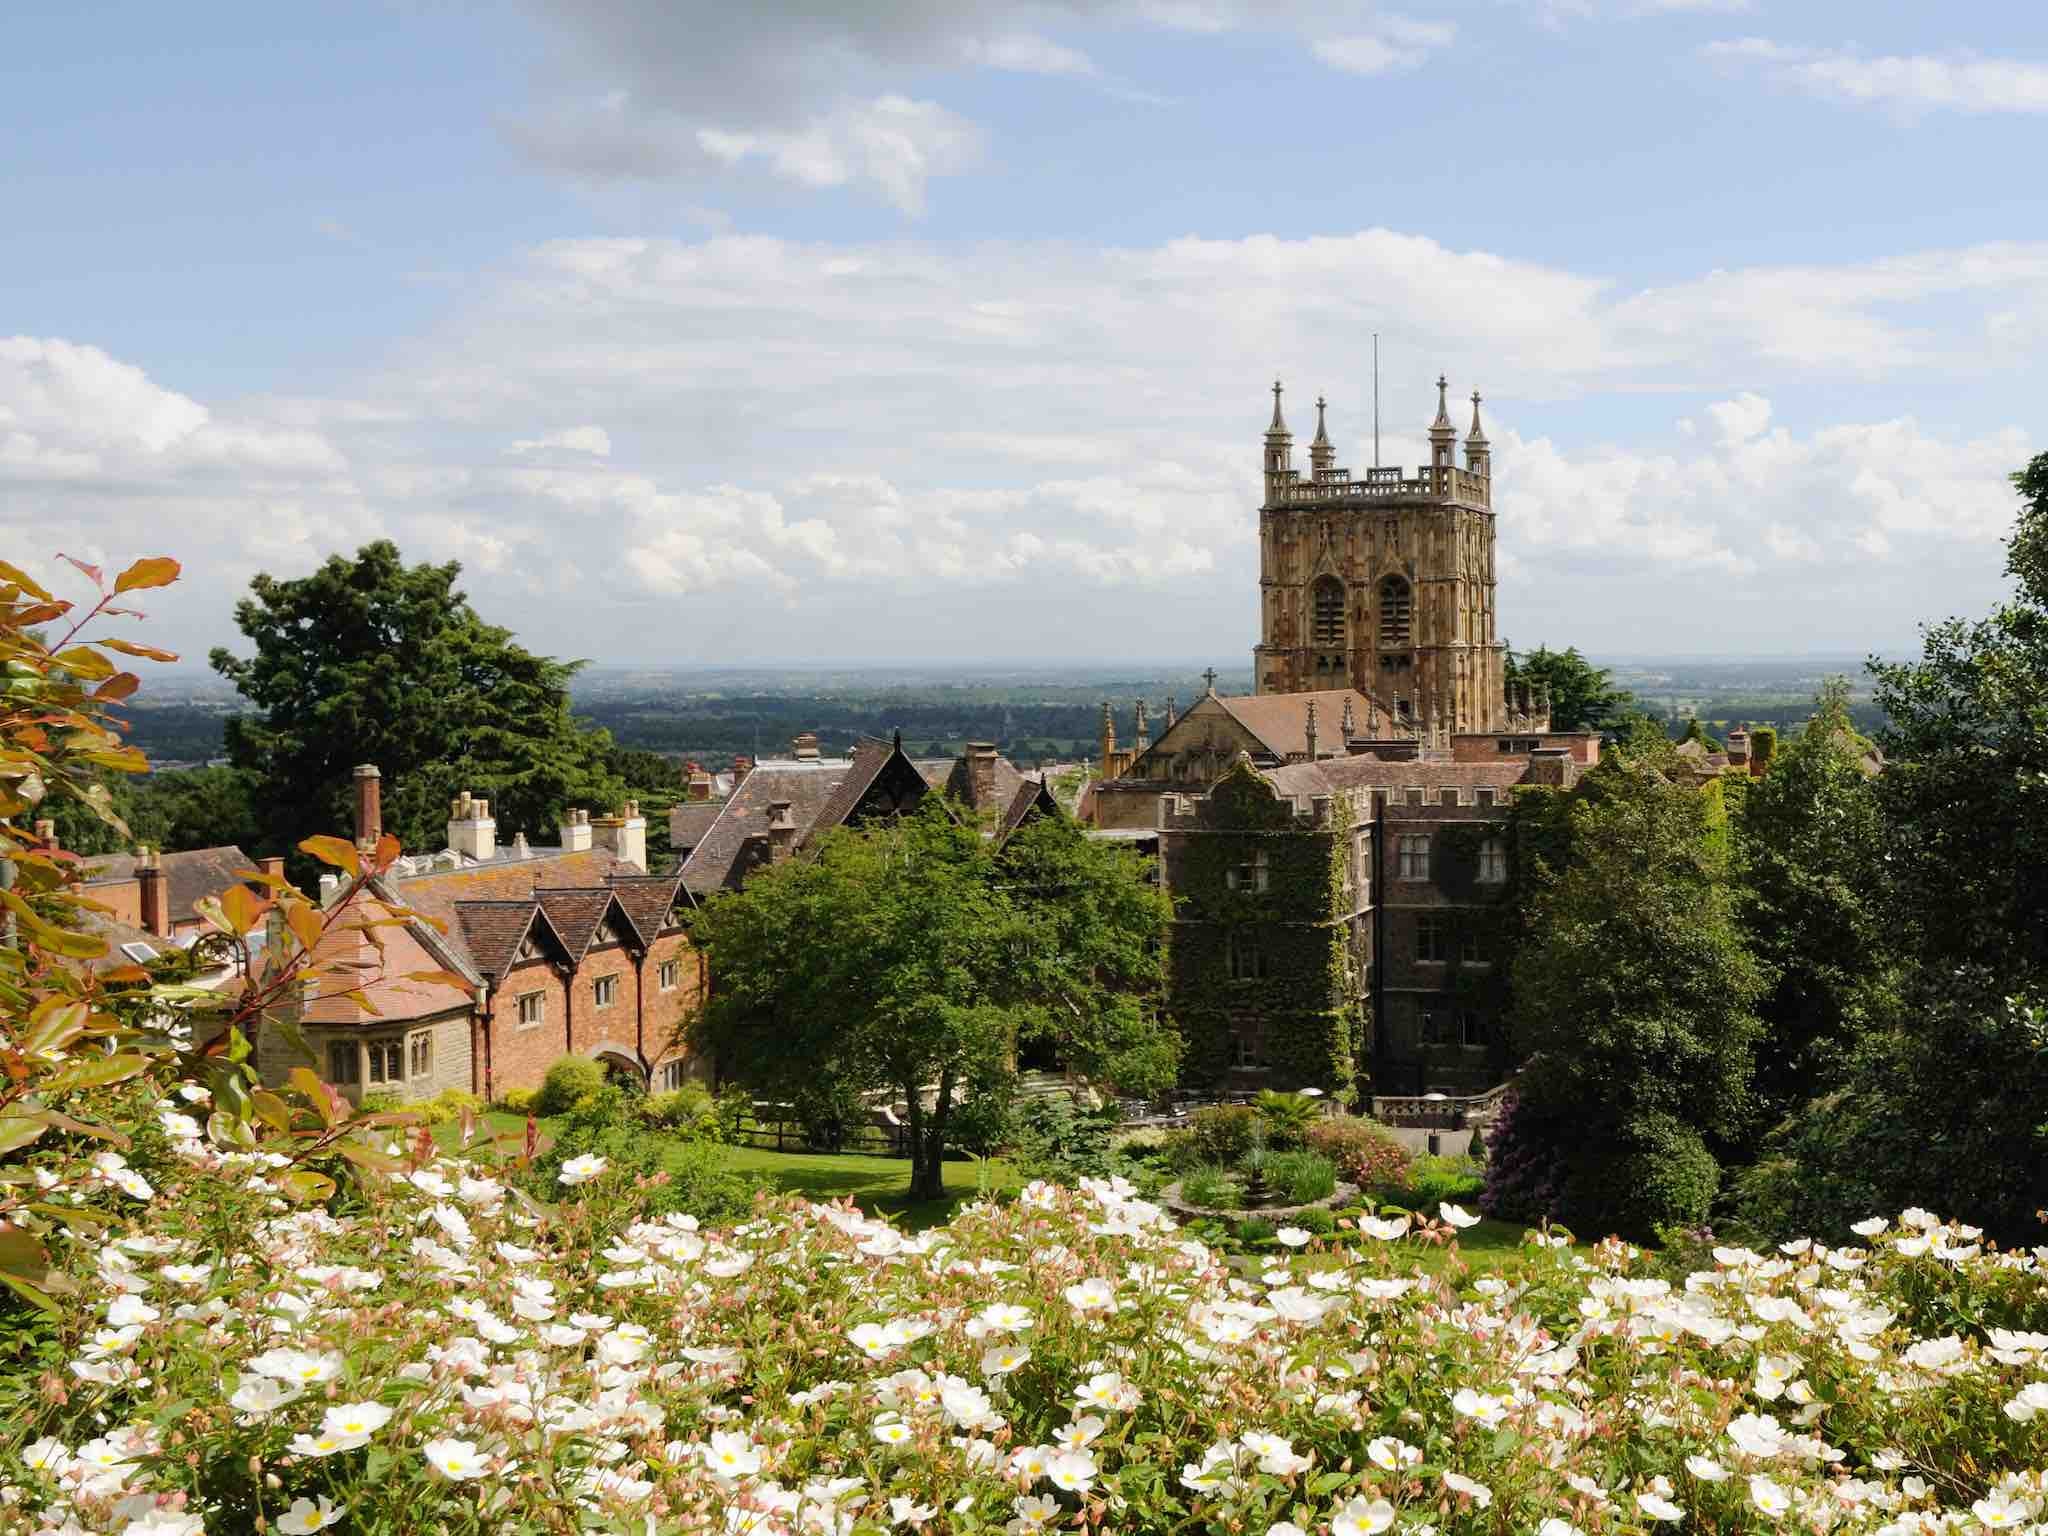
[592,1048,646,1093]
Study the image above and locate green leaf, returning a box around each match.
[40,1052,150,1095]
[0,1116,50,1155]
[276,1168,336,1204]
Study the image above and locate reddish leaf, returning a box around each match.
[56,553,104,587]
[92,672,141,702]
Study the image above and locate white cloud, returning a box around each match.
[1706,391,1771,442]
[1708,39,2048,115]
[509,425,612,458]
[694,96,982,215]
[1313,17,1456,76]
[958,31,1096,75]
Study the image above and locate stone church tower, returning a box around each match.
[1252,377,1507,733]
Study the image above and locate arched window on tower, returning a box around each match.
[1311,576,1345,650]
[1378,575,1413,650]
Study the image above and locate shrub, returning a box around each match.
[1480,1088,1566,1225]
[1252,1089,1321,1149]
[1179,1164,1239,1209]
[644,1082,719,1135]
[496,1086,539,1116]
[1005,1095,1120,1183]
[1304,1114,1411,1191]
[1293,1206,1337,1235]
[1564,1112,1721,1240]
[1187,1104,1259,1165]
[358,1090,406,1115]
[1405,1154,1484,1207]
[525,1087,769,1227]
[791,1077,868,1153]
[1267,1150,1338,1205]
[535,1055,608,1117]
[1235,1217,1276,1246]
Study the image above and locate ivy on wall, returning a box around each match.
[1165,761,1358,1094]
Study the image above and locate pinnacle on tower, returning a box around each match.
[1309,394,1335,475]
[1340,695,1356,739]
[1267,378,1290,437]
[1429,374,1456,438]
[1466,390,1487,445]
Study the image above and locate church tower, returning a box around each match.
[1252,377,1506,733]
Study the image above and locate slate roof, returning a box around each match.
[801,739,899,846]
[1263,757,1532,799]
[450,901,547,981]
[998,778,1058,839]
[668,802,724,856]
[608,874,688,945]
[83,845,256,924]
[299,898,474,1027]
[533,887,616,959]
[677,758,856,897]
[1215,690,1400,760]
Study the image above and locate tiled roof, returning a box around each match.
[1263,757,1532,798]
[451,901,544,981]
[998,779,1057,839]
[385,848,632,971]
[533,888,617,959]
[801,740,898,846]
[668,802,723,855]
[677,759,853,897]
[607,874,686,945]
[1217,690,1399,760]
[300,898,474,1027]
[913,751,1030,813]
[83,845,256,923]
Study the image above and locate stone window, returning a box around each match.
[1459,1009,1489,1049]
[1416,912,1449,963]
[1419,1008,1448,1046]
[1311,576,1345,649]
[409,1030,433,1078]
[516,992,544,1029]
[1478,837,1508,883]
[1226,931,1267,981]
[366,1039,403,1085]
[1232,1029,1267,1070]
[1397,834,1429,880]
[1460,926,1493,966]
[327,1041,359,1086]
[659,959,679,992]
[594,975,618,1010]
[1377,575,1413,649]
[659,1059,687,1092]
[1225,848,1269,893]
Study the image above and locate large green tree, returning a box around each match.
[1733,678,1897,1137]
[687,801,1175,1200]
[46,766,262,858]
[1504,645,1634,732]
[1496,751,1765,1238]
[210,543,623,866]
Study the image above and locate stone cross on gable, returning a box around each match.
[1202,667,1218,696]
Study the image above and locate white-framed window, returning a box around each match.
[327,1041,359,1086]
[1461,926,1493,966]
[659,1059,687,1092]
[1397,834,1429,880]
[1225,848,1269,893]
[1416,912,1449,964]
[1232,1030,1266,1070]
[658,959,678,992]
[1226,931,1267,981]
[366,1039,403,1084]
[1478,837,1508,883]
[409,1030,433,1078]
[593,975,618,1009]
[516,992,545,1029]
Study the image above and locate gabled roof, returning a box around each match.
[299,897,474,1028]
[607,873,689,946]
[449,901,555,982]
[1213,689,1398,761]
[801,739,898,844]
[83,845,256,924]
[383,847,634,973]
[998,778,1060,839]
[533,887,620,961]
[677,758,854,897]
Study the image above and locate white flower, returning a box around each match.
[1367,1435,1421,1471]
[1685,1455,1729,1482]
[2003,1383,2048,1422]
[1360,1214,1410,1240]
[1539,1522,1587,1536]
[1073,1371,1138,1411]
[1064,1277,1115,1312]
[889,1496,937,1527]
[1275,1226,1313,1247]
[982,1344,1031,1376]
[873,1419,914,1447]
[322,1401,394,1439]
[703,1430,761,1479]
[1269,1525,1310,1536]
[1439,1201,1481,1228]
[1442,1471,1493,1507]
[1010,1493,1060,1531]
[979,1302,1034,1333]
[1972,1491,2037,1530]
[557,1153,608,1186]
[1241,1431,1311,1476]
[1048,1448,1098,1493]
[1749,1475,1792,1518]
[1332,1495,1396,1536]
[1850,1216,1889,1237]
[424,1437,487,1479]
[1637,1492,1685,1521]
[247,1348,344,1385]
[289,1429,370,1458]
[1753,1353,1801,1400]
[276,1495,344,1533]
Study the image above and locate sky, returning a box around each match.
[4,0,2045,666]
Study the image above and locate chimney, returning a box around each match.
[964,741,1000,811]
[447,791,496,863]
[353,764,382,851]
[766,801,798,862]
[731,755,754,780]
[511,831,530,859]
[318,871,342,908]
[559,807,592,853]
[136,847,170,938]
[33,818,55,849]
[591,801,648,872]
[791,732,821,761]
[1304,699,1319,762]
[256,855,284,881]
[687,764,715,802]
[1725,728,1751,766]
[1525,747,1578,789]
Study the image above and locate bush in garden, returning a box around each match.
[1404,1154,1484,1208]
[496,1086,539,1115]
[525,1087,768,1226]
[1293,1204,1337,1234]
[1005,1094,1120,1183]
[535,1055,608,1116]
[791,1075,869,1151]
[1479,1087,1567,1224]
[1251,1089,1322,1148]
[1564,1110,1721,1240]
[1186,1103,1259,1165]
[1179,1163,1239,1208]
[643,1082,720,1136]
[1304,1113,1412,1191]
[1267,1149,1338,1204]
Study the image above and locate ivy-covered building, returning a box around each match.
[1158,732,1600,1099]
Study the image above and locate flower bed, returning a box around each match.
[6,1123,2048,1536]
[1158,1178,1359,1226]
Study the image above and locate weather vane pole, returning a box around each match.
[1372,332,1381,470]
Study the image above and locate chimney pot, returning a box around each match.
[33,818,55,848]
[136,847,170,937]
[353,764,383,851]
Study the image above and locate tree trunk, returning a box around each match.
[909,1070,952,1203]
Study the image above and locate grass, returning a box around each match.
[447,1112,1016,1230]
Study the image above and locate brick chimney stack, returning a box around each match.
[256,855,285,881]
[766,801,798,862]
[136,847,170,938]
[964,741,999,811]
[353,764,382,851]
[790,732,821,761]
[686,763,714,802]
[33,818,55,849]
[1525,747,1579,789]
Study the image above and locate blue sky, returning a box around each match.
[4,0,2045,663]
